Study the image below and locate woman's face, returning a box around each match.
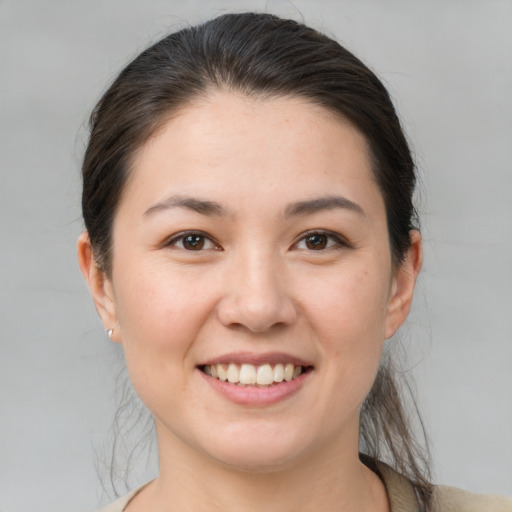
[81,92,420,471]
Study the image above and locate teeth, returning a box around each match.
[256,364,274,385]
[273,363,284,382]
[203,363,305,385]
[227,363,239,383]
[240,364,256,385]
[217,364,228,381]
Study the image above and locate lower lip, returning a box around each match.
[199,370,311,406]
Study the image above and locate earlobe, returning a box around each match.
[385,230,423,339]
[77,231,121,343]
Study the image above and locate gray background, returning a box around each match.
[1,0,511,510]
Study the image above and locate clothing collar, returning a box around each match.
[363,456,421,512]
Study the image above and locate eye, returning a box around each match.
[294,231,347,251]
[166,232,220,251]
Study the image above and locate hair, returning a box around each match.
[82,12,432,509]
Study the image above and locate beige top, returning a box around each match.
[96,463,512,512]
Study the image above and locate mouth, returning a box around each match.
[199,363,312,387]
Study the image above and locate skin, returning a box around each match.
[78,92,422,512]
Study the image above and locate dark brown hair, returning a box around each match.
[82,12,432,508]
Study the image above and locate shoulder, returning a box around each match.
[93,482,151,512]
[93,491,135,512]
[371,458,511,512]
[432,485,512,512]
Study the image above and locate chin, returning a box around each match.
[210,447,305,473]
[199,426,319,473]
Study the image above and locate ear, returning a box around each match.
[77,231,121,343]
[385,230,423,339]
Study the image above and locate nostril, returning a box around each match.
[216,295,298,332]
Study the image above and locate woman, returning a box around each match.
[77,12,511,512]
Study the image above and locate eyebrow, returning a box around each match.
[143,194,365,219]
[144,195,230,217]
[284,196,365,218]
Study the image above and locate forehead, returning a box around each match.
[123,92,383,217]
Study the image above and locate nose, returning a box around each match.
[217,252,298,333]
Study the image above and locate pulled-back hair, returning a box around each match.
[82,12,432,509]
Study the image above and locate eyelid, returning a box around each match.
[292,229,350,250]
[164,230,222,250]
[162,229,348,251]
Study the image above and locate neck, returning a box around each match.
[131,422,389,512]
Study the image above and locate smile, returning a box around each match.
[201,363,308,386]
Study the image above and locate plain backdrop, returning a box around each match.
[1,1,511,510]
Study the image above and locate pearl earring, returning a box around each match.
[107,328,113,338]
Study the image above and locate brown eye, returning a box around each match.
[182,234,205,250]
[294,231,347,251]
[305,234,328,250]
[167,232,218,251]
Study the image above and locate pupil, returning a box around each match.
[184,235,204,250]
[306,234,327,250]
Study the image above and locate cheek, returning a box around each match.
[112,263,218,391]
[300,263,390,402]
[115,259,211,334]
[303,262,391,347]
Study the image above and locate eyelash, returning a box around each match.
[293,230,350,251]
[165,231,221,251]
[165,230,349,252]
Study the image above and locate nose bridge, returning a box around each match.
[218,244,296,332]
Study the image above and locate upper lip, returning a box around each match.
[199,352,314,367]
